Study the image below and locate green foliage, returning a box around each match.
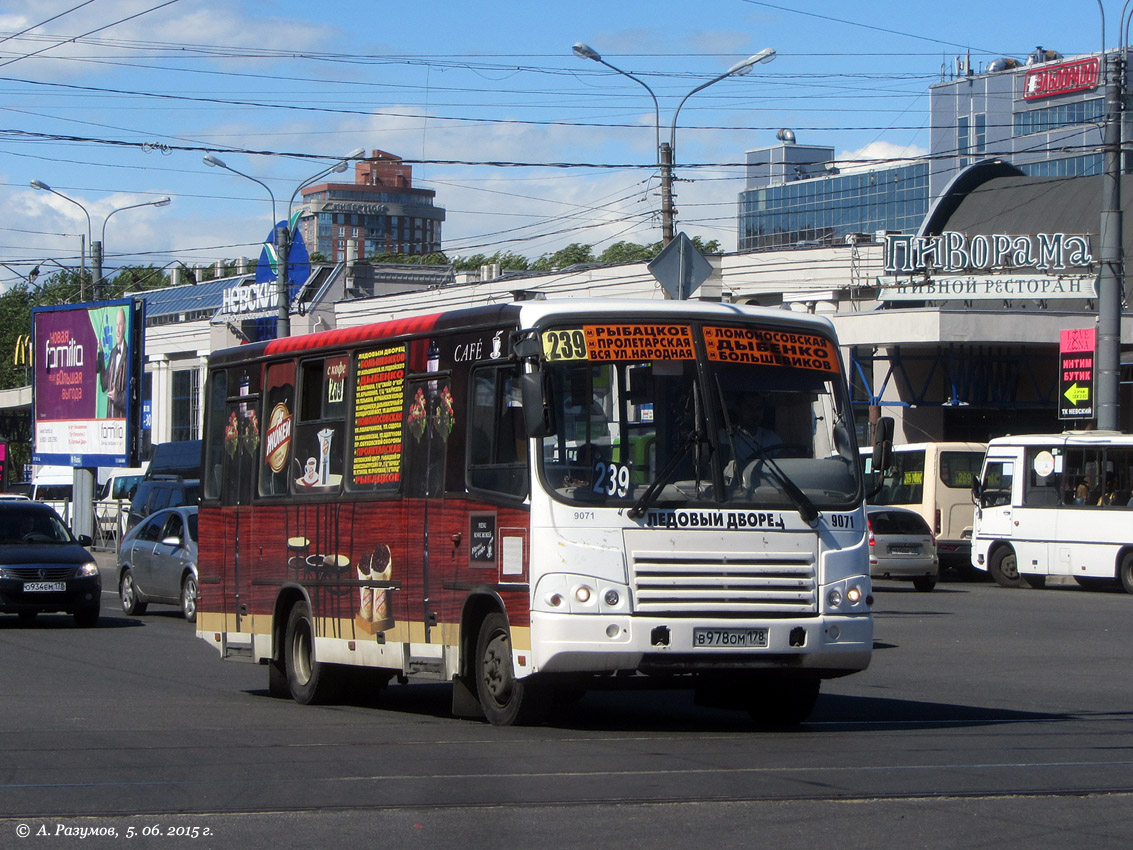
[598,241,656,264]
[0,285,34,391]
[364,251,451,266]
[531,243,594,272]
[309,251,330,264]
[452,251,530,272]
[105,265,170,296]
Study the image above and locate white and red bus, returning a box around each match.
[197,300,876,725]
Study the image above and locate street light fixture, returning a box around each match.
[30,179,92,297]
[573,44,775,244]
[96,196,173,299]
[204,148,364,338]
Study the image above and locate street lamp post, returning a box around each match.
[30,179,91,299]
[97,196,172,300]
[204,149,363,338]
[573,44,775,244]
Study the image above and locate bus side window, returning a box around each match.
[467,365,528,500]
[260,361,296,497]
[203,370,228,500]
[291,357,347,495]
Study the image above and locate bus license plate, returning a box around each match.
[693,628,768,648]
[24,581,65,592]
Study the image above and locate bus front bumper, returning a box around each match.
[529,611,872,678]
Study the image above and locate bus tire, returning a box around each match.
[474,612,547,726]
[284,601,340,705]
[988,545,1024,588]
[748,676,821,727]
[1119,552,1133,595]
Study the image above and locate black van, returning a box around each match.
[127,441,202,531]
[126,477,200,532]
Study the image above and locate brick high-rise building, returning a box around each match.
[298,150,445,261]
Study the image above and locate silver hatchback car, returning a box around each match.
[117,506,198,621]
[866,505,939,592]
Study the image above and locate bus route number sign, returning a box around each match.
[542,325,697,362]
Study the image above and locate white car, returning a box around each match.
[866,505,939,592]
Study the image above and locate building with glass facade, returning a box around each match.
[297,150,445,262]
[738,46,1132,252]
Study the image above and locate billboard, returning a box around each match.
[32,298,142,467]
[1058,327,1095,421]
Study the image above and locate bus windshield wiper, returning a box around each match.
[628,431,697,519]
[750,451,819,524]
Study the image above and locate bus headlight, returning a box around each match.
[823,578,871,614]
[534,575,631,615]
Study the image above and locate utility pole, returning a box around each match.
[276,221,291,338]
[660,142,675,245]
[92,240,103,301]
[1097,47,1124,431]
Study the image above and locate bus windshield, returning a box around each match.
[536,323,860,513]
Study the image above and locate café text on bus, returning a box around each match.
[197,300,874,725]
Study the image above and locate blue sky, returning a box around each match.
[0,0,1117,287]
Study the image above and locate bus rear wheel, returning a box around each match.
[474,612,547,726]
[1119,552,1133,595]
[988,545,1025,588]
[284,601,340,705]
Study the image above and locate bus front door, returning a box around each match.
[977,457,1017,544]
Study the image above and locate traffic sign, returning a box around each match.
[648,232,712,300]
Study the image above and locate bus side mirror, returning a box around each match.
[865,416,894,500]
[520,369,556,438]
[871,416,893,471]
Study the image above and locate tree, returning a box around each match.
[105,265,170,296]
[364,251,451,266]
[531,243,594,272]
[452,251,530,272]
[598,242,655,264]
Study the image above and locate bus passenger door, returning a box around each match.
[221,396,257,631]
[977,457,1016,543]
[404,377,449,643]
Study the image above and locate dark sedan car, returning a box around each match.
[0,502,100,626]
[118,506,198,621]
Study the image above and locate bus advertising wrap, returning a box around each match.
[32,298,140,467]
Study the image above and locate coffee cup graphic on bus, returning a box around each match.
[316,428,334,485]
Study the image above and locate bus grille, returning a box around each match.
[630,550,817,616]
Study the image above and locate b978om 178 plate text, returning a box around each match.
[693,628,768,648]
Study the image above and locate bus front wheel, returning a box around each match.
[748,676,821,726]
[988,545,1025,588]
[284,601,340,705]
[474,612,547,726]
[1119,552,1133,595]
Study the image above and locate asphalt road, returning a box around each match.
[1,556,1131,849]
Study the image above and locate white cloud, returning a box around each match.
[836,141,928,173]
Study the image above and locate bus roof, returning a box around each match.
[986,431,1133,448]
[207,299,840,368]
